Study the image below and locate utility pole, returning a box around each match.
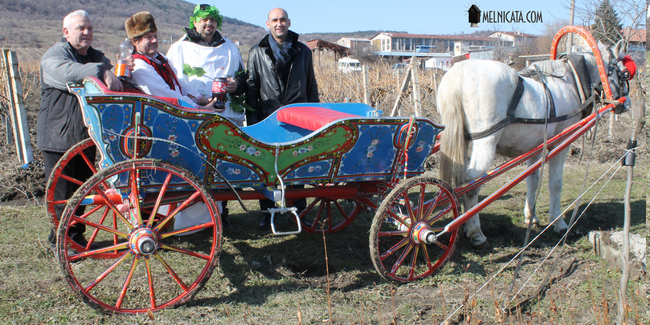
[568,0,575,52]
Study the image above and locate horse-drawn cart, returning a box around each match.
[49,27,634,313]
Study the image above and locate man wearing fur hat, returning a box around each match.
[39,10,123,254]
[166,4,247,127]
[125,11,217,110]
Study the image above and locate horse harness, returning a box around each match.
[467,55,599,140]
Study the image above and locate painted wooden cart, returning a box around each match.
[50,72,448,313]
[49,27,631,314]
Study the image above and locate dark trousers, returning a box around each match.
[44,148,96,244]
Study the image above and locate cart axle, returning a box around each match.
[412,222,437,244]
[130,228,158,255]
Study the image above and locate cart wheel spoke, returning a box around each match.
[153,190,203,233]
[159,244,211,260]
[370,175,459,283]
[115,257,140,309]
[57,159,221,314]
[421,191,442,222]
[160,221,216,238]
[147,173,174,227]
[154,253,190,292]
[389,242,414,275]
[144,258,156,310]
[85,251,133,292]
[300,183,362,233]
[380,236,410,260]
[433,240,450,251]
[46,139,99,251]
[71,242,130,261]
[408,245,422,280]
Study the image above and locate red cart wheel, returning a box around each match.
[46,138,98,228]
[369,175,459,283]
[299,183,363,233]
[56,159,222,314]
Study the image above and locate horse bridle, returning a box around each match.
[605,47,631,98]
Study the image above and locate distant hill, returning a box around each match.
[0,0,268,63]
[0,0,395,64]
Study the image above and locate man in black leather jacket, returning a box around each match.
[245,7,319,125]
[245,7,319,230]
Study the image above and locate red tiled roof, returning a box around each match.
[306,39,349,52]
[622,28,646,43]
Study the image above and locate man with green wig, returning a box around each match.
[167,4,247,127]
[167,4,247,230]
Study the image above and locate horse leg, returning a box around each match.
[524,154,541,227]
[547,147,569,233]
[463,137,499,248]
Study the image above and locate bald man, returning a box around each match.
[245,8,319,230]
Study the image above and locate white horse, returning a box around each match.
[436,41,629,247]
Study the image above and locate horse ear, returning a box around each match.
[596,40,606,54]
[613,39,625,57]
[596,40,608,60]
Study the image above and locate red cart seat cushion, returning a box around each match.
[277,106,360,131]
[88,77,182,106]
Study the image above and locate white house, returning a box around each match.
[488,31,535,47]
[423,54,454,71]
[336,37,371,54]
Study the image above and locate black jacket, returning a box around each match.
[38,40,111,152]
[245,31,319,124]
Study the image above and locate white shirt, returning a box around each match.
[132,52,202,108]
[167,35,246,125]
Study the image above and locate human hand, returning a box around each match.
[226,78,238,93]
[199,97,225,113]
[104,70,124,92]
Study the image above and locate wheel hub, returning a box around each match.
[130,228,158,255]
[412,222,436,244]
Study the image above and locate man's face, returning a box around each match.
[194,17,218,41]
[266,9,290,42]
[133,32,158,56]
[64,15,93,54]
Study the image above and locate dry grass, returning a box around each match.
[0,50,647,324]
[314,62,442,122]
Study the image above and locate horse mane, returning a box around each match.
[520,60,568,78]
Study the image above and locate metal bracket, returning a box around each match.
[623,139,636,166]
[267,207,302,235]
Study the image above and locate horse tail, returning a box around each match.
[437,67,467,188]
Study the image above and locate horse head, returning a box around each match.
[596,40,636,101]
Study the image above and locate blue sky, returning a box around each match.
[191,1,581,35]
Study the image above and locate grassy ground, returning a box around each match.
[0,158,646,324]
[0,49,645,325]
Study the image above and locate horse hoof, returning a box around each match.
[554,225,569,234]
[524,220,540,228]
[472,240,492,252]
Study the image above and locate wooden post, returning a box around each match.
[362,64,369,105]
[2,49,34,166]
[390,65,411,117]
[411,61,421,117]
[617,76,645,325]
